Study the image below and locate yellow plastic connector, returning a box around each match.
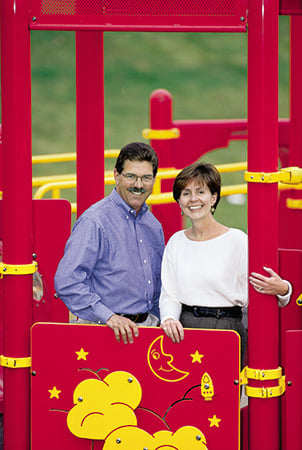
[240,366,285,399]
[280,166,302,184]
[0,261,38,279]
[287,198,302,210]
[0,355,32,368]
[142,128,180,140]
[244,166,302,184]
[296,293,302,307]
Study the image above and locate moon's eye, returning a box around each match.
[152,351,160,360]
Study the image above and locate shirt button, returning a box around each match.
[148,280,151,284]
[97,321,101,324]
[126,216,129,219]
[139,239,143,243]
[144,259,147,264]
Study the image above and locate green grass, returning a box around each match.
[12,17,292,230]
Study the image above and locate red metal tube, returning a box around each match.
[0,0,33,449]
[247,0,280,449]
[76,32,105,218]
[149,89,182,241]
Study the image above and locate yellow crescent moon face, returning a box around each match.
[147,336,189,382]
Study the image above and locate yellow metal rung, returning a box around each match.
[0,261,38,279]
[0,355,32,368]
[142,127,180,140]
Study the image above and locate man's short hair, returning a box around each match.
[115,142,159,177]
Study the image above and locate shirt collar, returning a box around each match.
[110,188,148,218]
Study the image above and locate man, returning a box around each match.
[55,142,165,344]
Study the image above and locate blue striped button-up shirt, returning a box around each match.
[54,188,165,323]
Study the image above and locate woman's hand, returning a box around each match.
[161,318,184,343]
[249,266,289,296]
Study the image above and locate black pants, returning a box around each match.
[180,309,247,370]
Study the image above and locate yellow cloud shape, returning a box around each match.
[67,371,142,440]
[103,425,208,450]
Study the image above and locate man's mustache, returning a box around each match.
[128,187,147,194]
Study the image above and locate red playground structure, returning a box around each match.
[1,1,302,449]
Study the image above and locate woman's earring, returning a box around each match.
[181,210,184,216]
[211,206,215,214]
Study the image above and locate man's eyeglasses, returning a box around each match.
[121,172,154,185]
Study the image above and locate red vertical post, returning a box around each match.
[76,32,105,218]
[247,1,280,449]
[0,1,33,449]
[280,17,302,450]
[287,16,302,247]
[149,89,182,241]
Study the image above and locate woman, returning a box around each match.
[159,162,291,364]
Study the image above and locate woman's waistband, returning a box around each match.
[182,304,242,319]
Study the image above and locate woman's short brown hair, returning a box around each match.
[173,162,221,211]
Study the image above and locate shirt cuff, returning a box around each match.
[160,314,180,324]
[277,280,292,308]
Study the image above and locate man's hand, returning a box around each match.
[106,314,139,344]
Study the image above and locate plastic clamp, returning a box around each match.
[244,167,302,184]
[280,166,302,184]
[0,355,32,368]
[245,376,285,398]
[240,366,282,384]
[142,128,180,140]
[0,261,38,279]
[240,366,285,398]
[286,198,302,210]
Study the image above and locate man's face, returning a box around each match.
[114,160,155,213]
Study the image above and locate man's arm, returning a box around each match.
[54,218,113,323]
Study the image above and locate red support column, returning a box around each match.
[76,32,105,218]
[287,16,302,247]
[280,17,302,450]
[247,1,280,449]
[0,1,33,449]
[149,89,182,241]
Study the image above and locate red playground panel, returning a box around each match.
[31,324,240,450]
[29,0,248,32]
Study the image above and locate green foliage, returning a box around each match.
[27,17,290,229]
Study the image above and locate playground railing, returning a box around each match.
[32,159,302,214]
[32,161,248,214]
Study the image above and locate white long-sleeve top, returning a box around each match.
[159,228,291,323]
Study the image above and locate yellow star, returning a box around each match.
[76,348,89,360]
[48,386,61,399]
[190,351,204,363]
[208,415,221,427]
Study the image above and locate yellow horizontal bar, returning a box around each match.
[32,152,76,164]
[32,149,119,164]
[0,355,31,368]
[33,174,76,187]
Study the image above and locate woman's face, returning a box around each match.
[178,179,217,221]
